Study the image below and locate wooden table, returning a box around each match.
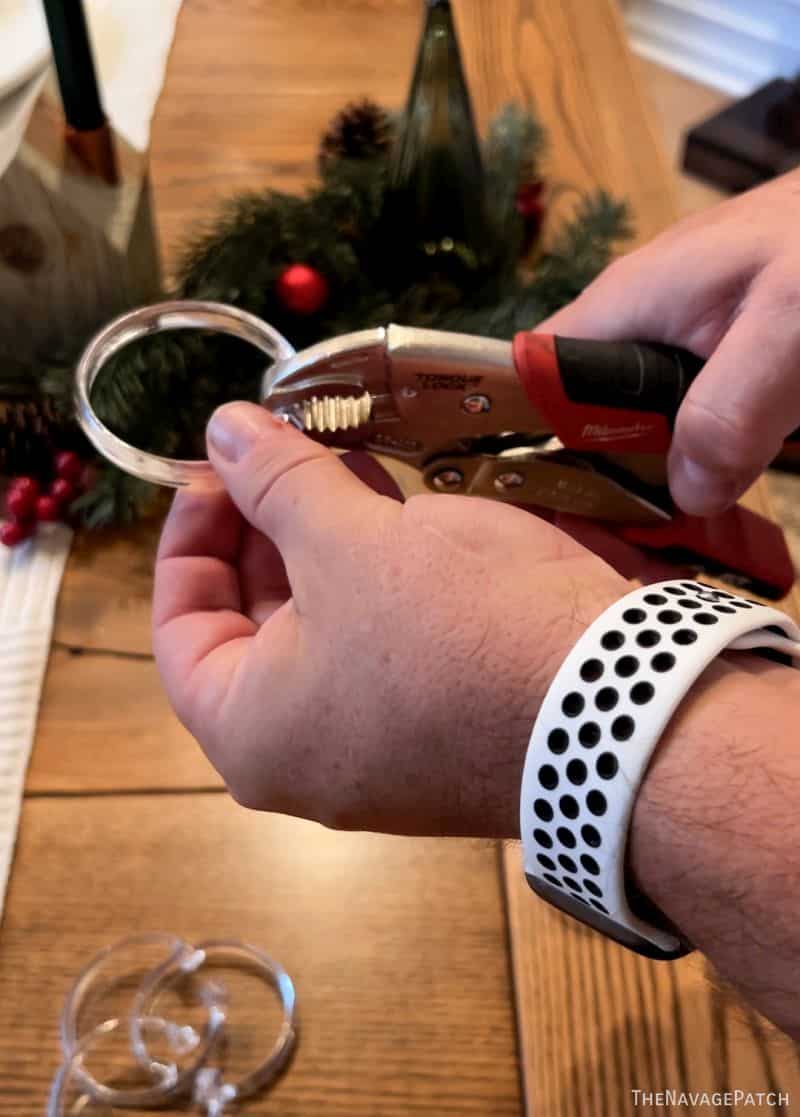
[1,2,798,1113]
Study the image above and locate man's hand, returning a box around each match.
[152,401,626,838]
[540,167,800,517]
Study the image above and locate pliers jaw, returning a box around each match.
[263,324,542,466]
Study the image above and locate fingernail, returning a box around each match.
[207,402,285,463]
[670,455,739,516]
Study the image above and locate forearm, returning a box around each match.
[630,654,800,1037]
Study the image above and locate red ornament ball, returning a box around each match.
[0,519,34,547]
[516,180,545,220]
[54,450,82,482]
[276,264,329,315]
[35,495,62,522]
[5,477,39,519]
[50,478,77,506]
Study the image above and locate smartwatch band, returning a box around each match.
[520,579,800,960]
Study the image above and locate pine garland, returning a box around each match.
[0,103,632,529]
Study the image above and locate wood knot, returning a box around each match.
[0,224,46,274]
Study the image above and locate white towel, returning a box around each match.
[0,524,72,920]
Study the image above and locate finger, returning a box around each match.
[668,276,800,515]
[554,513,686,583]
[153,489,257,729]
[205,402,391,560]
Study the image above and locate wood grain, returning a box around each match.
[0,795,520,1115]
[28,647,221,793]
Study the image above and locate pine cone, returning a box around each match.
[319,99,393,168]
[0,398,82,482]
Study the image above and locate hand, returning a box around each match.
[152,402,628,837]
[539,168,800,517]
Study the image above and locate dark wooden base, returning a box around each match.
[682,78,800,193]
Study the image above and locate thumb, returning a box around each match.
[206,401,385,559]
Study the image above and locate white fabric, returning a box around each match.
[0,524,72,920]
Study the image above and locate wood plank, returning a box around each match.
[0,795,520,1115]
[455,0,676,249]
[52,516,160,655]
[28,647,220,793]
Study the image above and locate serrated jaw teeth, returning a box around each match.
[301,392,372,433]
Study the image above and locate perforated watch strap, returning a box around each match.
[520,580,800,956]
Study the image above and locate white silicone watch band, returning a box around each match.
[520,579,800,956]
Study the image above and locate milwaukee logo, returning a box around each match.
[581,421,653,442]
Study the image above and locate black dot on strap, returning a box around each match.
[611,715,635,741]
[580,658,604,682]
[622,608,646,625]
[733,600,754,609]
[678,598,700,610]
[562,692,585,717]
[673,629,697,646]
[636,629,661,648]
[537,853,556,870]
[548,728,569,754]
[563,877,581,892]
[579,722,601,747]
[590,899,608,914]
[630,681,654,705]
[559,794,579,820]
[558,854,577,873]
[566,759,587,785]
[534,799,553,822]
[601,630,625,650]
[657,609,681,625]
[586,789,607,816]
[533,828,553,848]
[643,593,667,605]
[543,873,561,888]
[580,853,600,875]
[694,612,718,626]
[713,604,736,614]
[581,823,601,847]
[652,652,676,672]
[557,826,576,848]
[584,879,602,897]
[615,655,639,678]
[664,586,684,596]
[595,687,618,712]
[596,752,618,780]
[538,765,559,790]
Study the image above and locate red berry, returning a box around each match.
[0,519,34,546]
[50,478,77,506]
[6,485,37,519]
[35,495,62,522]
[7,475,39,499]
[54,450,82,482]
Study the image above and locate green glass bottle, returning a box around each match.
[382,0,490,285]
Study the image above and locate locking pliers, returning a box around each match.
[262,324,796,599]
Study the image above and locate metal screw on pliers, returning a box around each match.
[494,471,525,492]
[462,394,491,414]
[432,468,464,490]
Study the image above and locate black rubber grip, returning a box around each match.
[554,337,704,424]
[554,337,800,444]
